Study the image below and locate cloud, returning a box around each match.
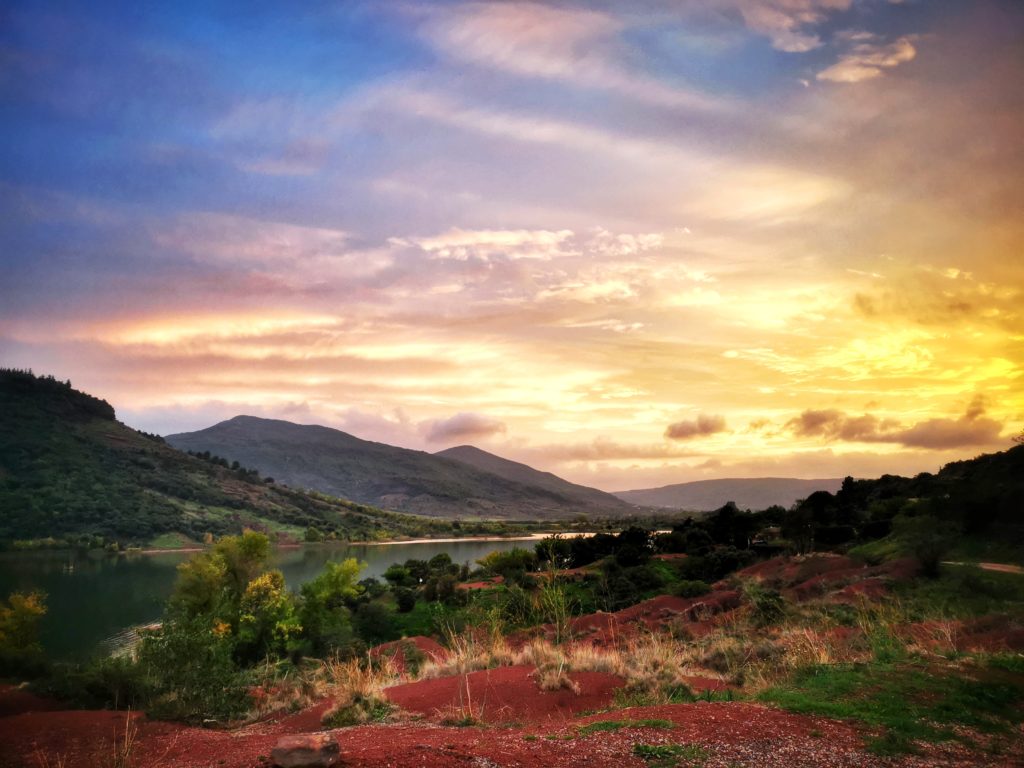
[418,2,721,111]
[523,437,700,462]
[423,411,508,443]
[818,35,916,83]
[393,228,576,262]
[786,397,1004,449]
[737,0,853,52]
[665,413,728,440]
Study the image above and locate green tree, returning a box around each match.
[237,570,302,661]
[0,590,47,674]
[299,558,365,656]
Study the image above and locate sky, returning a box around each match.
[1,0,1022,492]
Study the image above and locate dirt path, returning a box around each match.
[944,561,1024,575]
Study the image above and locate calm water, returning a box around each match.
[0,539,535,659]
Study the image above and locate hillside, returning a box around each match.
[615,477,844,511]
[167,417,635,520]
[434,445,628,514]
[0,370,475,544]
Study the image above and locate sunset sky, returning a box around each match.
[2,0,1022,491]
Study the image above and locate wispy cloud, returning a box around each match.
[424,411,507,443]
[418,2,723,111]
[818,34,917,82]
[736,0,853,52]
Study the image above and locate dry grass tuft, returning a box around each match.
[320,656,398,727]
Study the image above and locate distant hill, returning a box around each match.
[435,445,628,513]
[167,417,635,520]
[614,477,844,511]
[0,369,471,544]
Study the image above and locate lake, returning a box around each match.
[0,538,540,659]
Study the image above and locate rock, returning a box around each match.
[270,733,341,768]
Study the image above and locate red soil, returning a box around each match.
[556,591,741,647]
[830,577,889,603]
[4,697,1002,768]
[904,616,1024,653]
[652,553,689,562]
[457,575,504,590]
[384,664,624,724]
[739,554,919,605]
[368,635,448,676]
[739,554,861,587]
[0,684,60,718]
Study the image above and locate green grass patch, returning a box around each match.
[986,654,1024,674]
[633,743,710,767]
[385,598,437,638]
[147,532,196,549]
[577,718,674,735]
[895,565,1024,619]
[758,661,1024,754]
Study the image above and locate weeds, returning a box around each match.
[577,719,673,735]
[319,656,396,727]
[634,743,710,767]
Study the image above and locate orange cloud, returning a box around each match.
[666,414,728,440]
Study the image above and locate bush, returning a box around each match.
[394,588,417,613]
[353,602,396,645]
[0,590,47,677]
[137,618,249,723]
[674,580,711,598]
[743,582,786,627]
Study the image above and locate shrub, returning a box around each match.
[743,582,786,626]
[674,580,711,598]
[353,602,395,645]
[137,618,249,723]
[394,587,417,613]
[0,590,47,676]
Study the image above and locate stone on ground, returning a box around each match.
[270,733,341,768]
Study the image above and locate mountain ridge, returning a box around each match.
[0,370,477,543]
[614,477,845,511]
[166,416,635,520]
[434,444,627,512]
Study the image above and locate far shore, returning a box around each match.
[128,531,594,556]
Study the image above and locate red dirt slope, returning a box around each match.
[368,635,447,676]
[384,664,624,724]
[3,698,1003,768]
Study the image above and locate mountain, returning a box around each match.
[167,417,635,519]
[614,477,845,511]
[435,444,627,513]
[0,369,472,544]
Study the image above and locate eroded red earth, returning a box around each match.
[4,556,1022,767]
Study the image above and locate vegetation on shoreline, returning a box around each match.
[0,369,557,547]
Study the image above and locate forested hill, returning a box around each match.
[0,369,487,545]
[167,416,635,519]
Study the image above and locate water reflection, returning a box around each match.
[0,539,536,659]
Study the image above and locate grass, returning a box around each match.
[758,660,1024,754]
[633,743,710,767]
[577,718,674,735]
[319,656,398,727]
[895,565,1024,619]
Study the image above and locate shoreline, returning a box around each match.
[2,531,598,558]
[130,532,593,555]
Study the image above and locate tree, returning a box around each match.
[0,590,46,674]
[893,514,956,578]
[477,548,537,580]
[237,571,301,661]
[299,559,364,655]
